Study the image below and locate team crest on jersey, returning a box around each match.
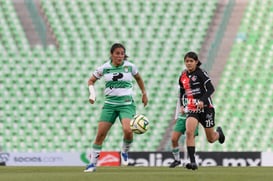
[124,66,129,73]
[191,75,197,82]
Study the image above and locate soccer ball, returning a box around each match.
[130,114,149,134]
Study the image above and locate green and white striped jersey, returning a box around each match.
[93,60,138,105]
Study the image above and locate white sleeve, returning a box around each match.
[131,63,138,76]
[93,65,104,79]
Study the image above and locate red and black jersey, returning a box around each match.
[179,67,214,112]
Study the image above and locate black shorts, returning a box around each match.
[187,107,215,128]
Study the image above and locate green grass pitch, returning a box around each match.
[0,166,272,181]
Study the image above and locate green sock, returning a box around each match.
[90,144,102,165]
[122,139,133,153]
[172,147,180,161]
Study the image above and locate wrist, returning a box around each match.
[88,85,96,100]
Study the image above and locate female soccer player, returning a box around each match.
[84,43,148,172]
[169,98,198,168]
[179,51,225,170]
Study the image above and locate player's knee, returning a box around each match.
[207,138,214,143]
[186,130,194,139]
[205,130,218,143]
[207,136,217,143]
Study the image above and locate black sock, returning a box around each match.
[187,146,196,163]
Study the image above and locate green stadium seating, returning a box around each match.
[1,0,216,152]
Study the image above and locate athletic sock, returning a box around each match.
[172,146,180,161]
[90,144,102,166]
[121,139,133,153]
[187,146,196,163]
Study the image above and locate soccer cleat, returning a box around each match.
[84,163,96,173]
[185,163,198,170]
[120,152,129,166]
[169,160,181,168]
[216,126,225,144]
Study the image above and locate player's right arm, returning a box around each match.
[88,65,104,104]
[88,75,98,104]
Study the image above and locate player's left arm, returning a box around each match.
[134,73,148,107]
[199,70,215,105]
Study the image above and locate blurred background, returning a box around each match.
[0,0,272,155]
